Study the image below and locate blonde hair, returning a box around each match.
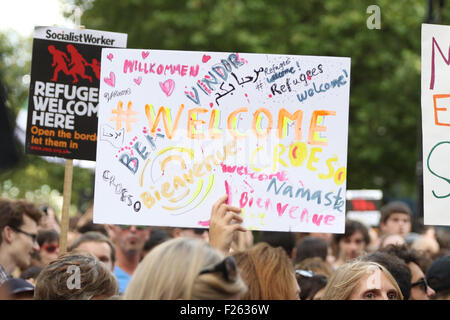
[123,237,247,300]
[321,260,403,300]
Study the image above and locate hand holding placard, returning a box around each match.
[209,195,247,254]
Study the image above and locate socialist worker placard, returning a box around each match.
[25,26,127,160]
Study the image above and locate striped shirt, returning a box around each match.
[0,264,12,285]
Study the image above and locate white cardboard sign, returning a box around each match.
[93,49,350,233]
[421,24,450,226]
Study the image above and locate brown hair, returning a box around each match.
[333,219,371,246]
[34,252,118,300]
[296,272,328,300]
[232,242,296,300]
[69,231,116,266]
[294,236,329,264]
[295,257,334,278]
[380,201,411,224]
[0,198,42,245]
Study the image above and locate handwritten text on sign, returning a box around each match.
[421,24,450,226]
[93,49,351,233]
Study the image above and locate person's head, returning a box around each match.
[141,228,170,259]
[333,220,370,263]
[37,229,60,267]
[309,232,333,243]
[434,227,450,251]
[0,199,43,272]
[0,277,35,300]
[366,227,380,252]
[77,221,108,237]
[295,269,328,300]
[232,242,300,300]
[380,244,435,300]
[295,257,334,278]
[123,237,247,300]
[411,235,440,260]
[38,205,60,232]
[322,260,403,300]
[106,224,150,256]
[379,201,412,238]
[426,254,450,300]
[20,266,42,286]
[34,252,118,300]
[172,227,209,242]
[69,231,116,271]
[361,251,412,300]
[294,236,329,265]
[66,44,76,53]
[260,231,296,259]
[379,233,406,249]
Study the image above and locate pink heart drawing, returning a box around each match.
[202,54,211,63]
[134,77,142,85]
[142,51,150,59]
[104,72,115,87]
[107,53,113,61]
[159,79,175,97]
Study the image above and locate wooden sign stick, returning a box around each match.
[59,24,85,255]
[59,159,73,255]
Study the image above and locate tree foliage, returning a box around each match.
[0,32,30,121]
[0,32,94,215]
[2,0,444,215]
[65,0,433,200]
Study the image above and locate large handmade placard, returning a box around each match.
[421,24,450,226]
[94,49,350,233]
[25,26,127,160]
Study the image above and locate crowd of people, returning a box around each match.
[0,195,449,300]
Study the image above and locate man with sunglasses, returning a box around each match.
[409,263,435,300]
[172,227,209,242]
[106,224,150,294]
[381,244,435,300]
[36,229,60,268]
[0,198,42,284]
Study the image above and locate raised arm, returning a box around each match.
[208,195,247,254]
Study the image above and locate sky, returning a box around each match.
[0,0,76,38]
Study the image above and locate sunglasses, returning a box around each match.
[9,226,38,244]
[41,243,59,254]
[411,277,429,293]
[192,228,207,235]
[296,269,315,278]
[118,225,148,230]
[199,256,237,282]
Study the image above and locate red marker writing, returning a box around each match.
[225,180,232,205]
